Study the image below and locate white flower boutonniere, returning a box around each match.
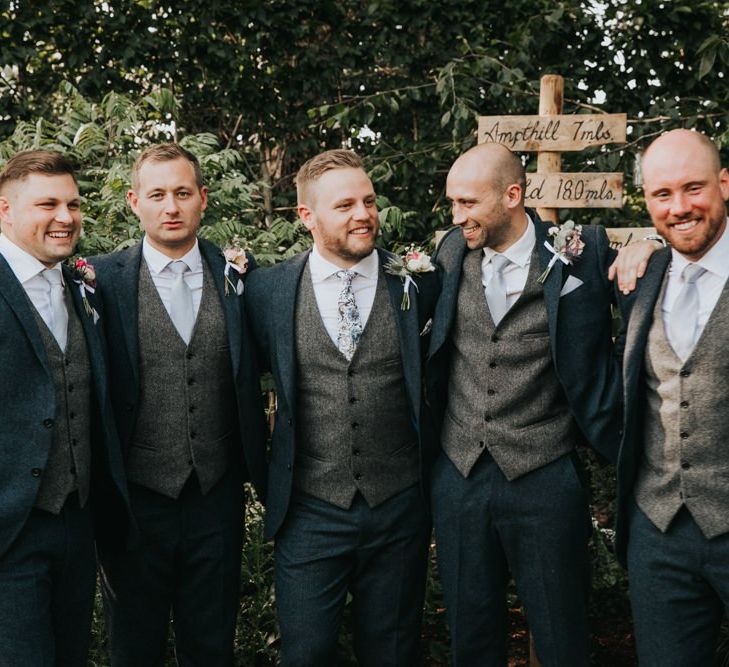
[222,236,249,296]
[69,257,99,321]
[385,244,435,310]
[537,220,585,284]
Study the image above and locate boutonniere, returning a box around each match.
[385,244,435,310]
[69,257,99,320]
[537,220,585,284]
[222,236,249,296]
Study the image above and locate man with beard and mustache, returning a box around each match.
[246,149,439,666]
[615,129,729,666]
[426,142,658,666]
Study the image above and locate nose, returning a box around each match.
[670,191,692,218]
[452,203,467,226]
[352,201,371,220]
[164,193,180,214]
[54,206,74,223]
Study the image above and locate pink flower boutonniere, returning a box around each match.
[385,244,435,310]
[69,257,99,320]
[222,237,249,296]
[537,220,585,284]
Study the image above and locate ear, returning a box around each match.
[298,204,316,231]
[0,195,11,226]
[199,185,208,212]
[127,189,139,215]
[504,182,522,210]
[719,167,729,202]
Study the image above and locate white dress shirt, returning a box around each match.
[0,233,65,330]
[662,218,729,348]
[308,245,379,346]
[142,237,204,320]
[481,214,535,308]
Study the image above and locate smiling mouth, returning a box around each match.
[47,231,72,239]
[671,219,700,232]
[461,223,479,234]
[349,226,372,236]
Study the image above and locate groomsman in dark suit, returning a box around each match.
[615,129,729,666]
[0,150,133,665]
[246,149,439,666]
[426,142,656,666]
[93,143,266,666]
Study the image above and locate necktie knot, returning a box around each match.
[336,269,356,286]
[168,260,190,276]
[42,267,63,286]
[682,263,706,285]
[490,254,510,273]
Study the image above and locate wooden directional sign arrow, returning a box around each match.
[478,113,627,152]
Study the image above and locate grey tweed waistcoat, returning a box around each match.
[32,286,92,513]
[442,247,579,479]
[636,272,729,539]
[293,263,419,509]
[128,259,238,498]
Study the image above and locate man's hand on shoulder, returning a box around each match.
[608,239,663,295]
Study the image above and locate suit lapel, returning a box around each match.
[276,251,309,413]
[0,254,50,372]
[535,218,563,362]
[379,249,421,416]
[430,231,467,356]
[113,244,143,385]
[199,239,242,378]
[623,249,671,393]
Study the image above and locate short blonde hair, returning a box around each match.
[295,149,364,205]
[130,143,203,191]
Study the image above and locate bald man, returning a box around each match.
[614,130,729,666]
[426,143,649,666]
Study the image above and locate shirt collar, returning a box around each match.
[309,244,379,284]
[142,236,202,275]
[482,213,535,268]
[0,233,61,284]
[670,217,729,279]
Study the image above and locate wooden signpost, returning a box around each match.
[478,74,626,223]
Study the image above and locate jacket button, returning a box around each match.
[489,362,497,369]
[43,419,54,428]
[31,468,42,477]
[349,397,357,404]
[353,448,361,456]
[190,431,197,439]
[478,441,485,449]
[680,401,689,409]
[491,334,499,342]
[680,431,689,439]
[681,461,691,470]
[347,369,355,377]
[679,369,690,377]
[354,473,362,480]
[487,389,495,396]
[484,415,492,423]
[288,418,293,426]
[351,422,359,430]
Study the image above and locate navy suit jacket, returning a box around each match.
[614,247,671,564]
[0,255,134,557]
[90,237,267,500]
[426,214,622,465]
[245,248,440,539]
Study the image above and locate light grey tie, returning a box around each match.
[168,260,195,344]
[42,268,68,351]
[484,254,511,326]
[335,269,364,361]
[669,263,707,360]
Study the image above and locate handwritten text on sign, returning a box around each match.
[478,114,627,151]
[525,173,623,208]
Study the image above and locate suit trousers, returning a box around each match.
[98,469,245,667]
[627,500,729,667]
[274,484,430,667]
[0,495,95,667]
[431,450,591,667]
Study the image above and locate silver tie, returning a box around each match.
[42,268,68,351]
[669,263,707,361]
[168,260,195,344]
[484,254,511,326]
[335,270,363,361]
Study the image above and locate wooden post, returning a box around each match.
[536,74,564,224]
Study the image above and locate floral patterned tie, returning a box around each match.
[335,270,363,360]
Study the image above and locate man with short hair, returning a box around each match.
[246,149,439,666]
[0,150,133,665]
[93,143,266,666]
[427,142,655,666]
[615,129,729,666]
